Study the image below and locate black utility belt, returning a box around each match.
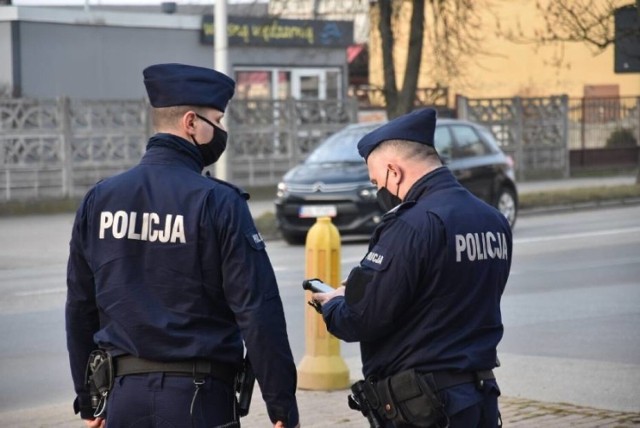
[429,369,495,391]
[114,355,237,386]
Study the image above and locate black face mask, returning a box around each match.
[376,169,402,212]
[193,113,227,167]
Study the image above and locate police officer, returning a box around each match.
[66,63,299,428]
[312,108,512,427]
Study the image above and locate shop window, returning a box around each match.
[299,75,320,99]
[236,71,272,99]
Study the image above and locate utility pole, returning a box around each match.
[214,0,229,181]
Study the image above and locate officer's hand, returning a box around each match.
[312,286,345,306]
[83,417,105,428]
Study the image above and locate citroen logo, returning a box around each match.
[312,182,324,192]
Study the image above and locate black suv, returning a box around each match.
[275,119,518,244]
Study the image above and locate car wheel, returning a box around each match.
[495,187,518,229]
[281,230,307,246]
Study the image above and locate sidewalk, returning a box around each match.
[516,175,637,194]
[2,386,638,427]
[248,388,639,428]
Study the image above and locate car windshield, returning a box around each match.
[305,125,376,164]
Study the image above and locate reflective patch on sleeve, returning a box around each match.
[245,231,266,250]
[361,245,392,271]
[345,266,372,305]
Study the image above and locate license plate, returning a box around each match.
[298,205,337,218]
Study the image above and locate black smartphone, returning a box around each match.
[302,278,335,294]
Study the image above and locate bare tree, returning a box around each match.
[378,0,423,119]
[499,1,639,61]
[373,0,487,119]
[535,0,638,51]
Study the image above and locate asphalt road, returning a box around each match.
[495,206,640,412]
[0,204,638,423]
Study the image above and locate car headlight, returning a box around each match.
[276,182,288,198]
[358,186,378,200]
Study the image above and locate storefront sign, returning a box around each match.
[201,15,353,48]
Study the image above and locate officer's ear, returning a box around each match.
[386,163,404,186]
[182,110,198,136]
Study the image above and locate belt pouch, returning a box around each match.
[376,369,445,427]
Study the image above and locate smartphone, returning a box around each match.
[302,278,335,294]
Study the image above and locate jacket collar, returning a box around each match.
[404,166,461,202]
[141,133,204,172]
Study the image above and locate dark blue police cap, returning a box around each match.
[143,63,235,112]
[357,108,437,160]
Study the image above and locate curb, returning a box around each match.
[519,196,640,217]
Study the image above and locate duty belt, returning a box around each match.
[428,369,495,391]
[114,355,237,386]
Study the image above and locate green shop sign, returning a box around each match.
[201,15,353,48]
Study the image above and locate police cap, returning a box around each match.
[143,63,235,112]
[357,108,437,160]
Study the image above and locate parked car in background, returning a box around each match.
[274,118,518,245]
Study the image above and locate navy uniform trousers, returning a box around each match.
[105,373,235,428]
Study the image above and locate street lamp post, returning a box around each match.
[214,0,229,181]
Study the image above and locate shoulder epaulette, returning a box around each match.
[204,171,250,200]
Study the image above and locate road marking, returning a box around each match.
[509,256,640,276]
[515,226,640,244]
[14,287,66,297]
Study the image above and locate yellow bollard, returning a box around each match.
[297,216,350,390]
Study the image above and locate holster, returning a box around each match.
[84,350,114,417]
[234,358,255,418]
[349,379,383,428]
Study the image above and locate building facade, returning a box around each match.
[0,4,353,101]
[366,0,639,103]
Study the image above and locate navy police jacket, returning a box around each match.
[66,133,298,424]
[322,166,512,408]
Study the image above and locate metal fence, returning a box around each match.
[568,96,640,150]
[456,95,640,180]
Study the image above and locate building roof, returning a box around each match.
[0,3,268,29]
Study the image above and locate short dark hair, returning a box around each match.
[151,105,205,129]
[379,139,438,161]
